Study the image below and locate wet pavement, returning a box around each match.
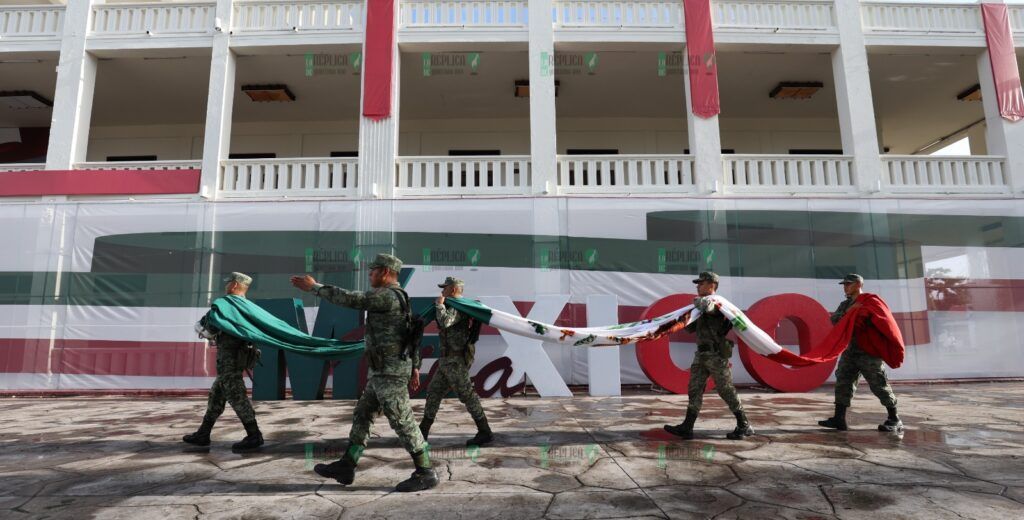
[1,382,1022,519]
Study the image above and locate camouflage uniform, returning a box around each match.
[202,333,258,425]
[684,296,744,415]
[315,282,427,456]
[422,301,486,424]
[831,297,898,408]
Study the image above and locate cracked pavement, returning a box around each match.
[1,382,1022,519]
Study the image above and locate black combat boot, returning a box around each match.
[878,406,904,432]
[395,450,438,492]
[419,417,434,441]
[818,404,849,431]
[231,420,264,452]
[726,410,755,440]
[466,415,494,447]
[664,409,699,440]
[315,446,358,485]
[182,416,215,446]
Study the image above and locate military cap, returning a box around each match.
[839,273,864,285]
[223,272,253,286]
[692,271,719,284]
[368,253,403,273]
[437,276,465,288]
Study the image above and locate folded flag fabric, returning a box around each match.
[793,293,906,368]
[202,295,365,359]
[433,294,903,368]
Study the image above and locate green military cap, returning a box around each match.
[840,273,864,285]
[368,253,403,273]
[223,272,253,286]
[692,271,719,284]
[437,276,465,288]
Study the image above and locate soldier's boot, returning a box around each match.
[466,415,493,447]
[726,410,755,440]
[395,450,438,493]
[818,404,849,431]
[231,420,264,453]
[878,406,904,432]
[419,417,434,441]
[314,444,359,485]
[182,417,215,446]
[664,409,698,440]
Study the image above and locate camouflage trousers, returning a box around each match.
[687,351,744,414]
[834,346,897,408]
[349,375,428,455]
[422,358,487,423]
[203,347,256,425]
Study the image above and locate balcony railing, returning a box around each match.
[220,158,359,197]
[233,0,364,34]
[722,154,856,193]
[0,163,46,173]
[882,156,1009,194]
[401,1,528,28]
[713,0,836,33]
[556,154,695,194]
[552,1,682,28]
[860,2,983,36]
[75,160,202,171]
[395,156,531,196]
[1011,6,1024,35]
[90,2,216,37]
[0,5,64,40]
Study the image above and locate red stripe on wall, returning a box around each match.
[926,278,1024,312]
[0,169,201,197]
[0,338,213,377]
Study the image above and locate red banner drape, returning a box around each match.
[683,0,720,118]
[981,3,1024,122]
[362,0,396,121]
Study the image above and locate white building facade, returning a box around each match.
[0,0,1022,395]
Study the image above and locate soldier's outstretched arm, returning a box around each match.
[315,285,394,311]
[291,274,395,311]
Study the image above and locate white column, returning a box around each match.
[198,0,236,199]
[586,295,621,397]
[45,0,96,170]
[357,3,401,199]
[832,0,882,193]
[528,0,557,195]
[684,50,722,194]
[977,52,1024,193]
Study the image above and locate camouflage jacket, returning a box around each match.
[316,282,421,377]
[435,302,473,361]
[831,296,861,351]
[685,296,733,354]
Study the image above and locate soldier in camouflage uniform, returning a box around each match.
[665,272,755,440]
[183,272,264,452]
[818,274,903,432]
[291,254,438,492]
[419,277,493,447]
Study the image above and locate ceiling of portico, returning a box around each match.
[0,55,60,128]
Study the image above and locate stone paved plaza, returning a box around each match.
[1,382,1023,519]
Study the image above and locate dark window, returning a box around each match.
[788,149,843,155]
[106,155,157,161]
[448,149,501,156]
[330,151,358,157]
[684,149,735,154]
[566,148,618,155]
[229,153,276,159]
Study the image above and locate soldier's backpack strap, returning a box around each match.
[387,287,425,361]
